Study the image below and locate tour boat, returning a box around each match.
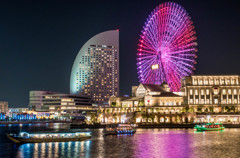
[104,124,137,136]
[194,123,225,131]
[7,131,91,144]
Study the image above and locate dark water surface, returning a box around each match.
[0,123,240,158]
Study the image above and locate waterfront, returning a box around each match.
[0,123,240,158]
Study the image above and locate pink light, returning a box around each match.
[136,2,197,92]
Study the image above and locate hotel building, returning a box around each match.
[28,91,92,116]
[70,30,119,106]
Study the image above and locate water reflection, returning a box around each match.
[1,124,240,158]
[17,141,91,158]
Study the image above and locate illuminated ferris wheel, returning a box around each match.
[137,2,197,91]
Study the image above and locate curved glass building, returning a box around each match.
[70,30,119,106]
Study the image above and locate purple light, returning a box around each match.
[137,2,197,92]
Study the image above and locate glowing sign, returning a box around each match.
[151,64,159,70]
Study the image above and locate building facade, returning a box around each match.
[29,91,92,116]
[101,83,190,124]
[98,75,240,124]
[182,75,240,123]
[70,30,119,106]
[0,102,8,113]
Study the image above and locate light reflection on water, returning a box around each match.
[16,140,91,158]
[1,124,240,158]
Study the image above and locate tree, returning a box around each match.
[188,108,194,112]
[139,100,145,106]
[148,113,155,123]
[231,106,235,112]
[176,115,181,123]
[131,112,137,123]
[197,107,202,112]
[190,117,195,123]
[111,102,116,107]
[86,112,97,124]
[113,113,117,123]
[141,113,147,123]
[225,106,230,112]
[185,117,189,123]
[205,108,209,113]
[181,108,186,113]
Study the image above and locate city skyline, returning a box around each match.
[1,0,240,106]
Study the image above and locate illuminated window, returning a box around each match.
[234,89,237,95]
[206,89,210,95]
[204,79,208,85]
[222,89,226,95]
[228,89,232,94]
[195,99,198,104]
[190,99,193,104]
[220,79,224,85]
[227,79,230,84]
[210,79,213,85]
[195,89,198,95]
[194,80,197,85]
[189,89,193,95]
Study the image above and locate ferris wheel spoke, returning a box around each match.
[145,28,159,50]
[142,35,157,51]
[141,49,158,55]
[167,48,196,56]
[167,60,192,75]
[137,2,197,91]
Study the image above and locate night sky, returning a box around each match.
[0,0,240,107]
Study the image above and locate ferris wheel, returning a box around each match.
[137,2,197,91]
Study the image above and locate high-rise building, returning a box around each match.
[70,30,119,106]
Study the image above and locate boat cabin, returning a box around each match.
[18,132,91,138]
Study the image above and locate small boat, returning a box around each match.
[7,131,91,144]
[194,123,225,131]
[104,124,137,136]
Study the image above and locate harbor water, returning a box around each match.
[0,123,239,158]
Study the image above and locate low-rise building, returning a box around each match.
[181,75,240,123]
[28,91,93,116]
[99,75,240,124]
[0,102,8,113]
[101,83,190,124]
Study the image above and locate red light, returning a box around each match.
[116,29,119,31]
